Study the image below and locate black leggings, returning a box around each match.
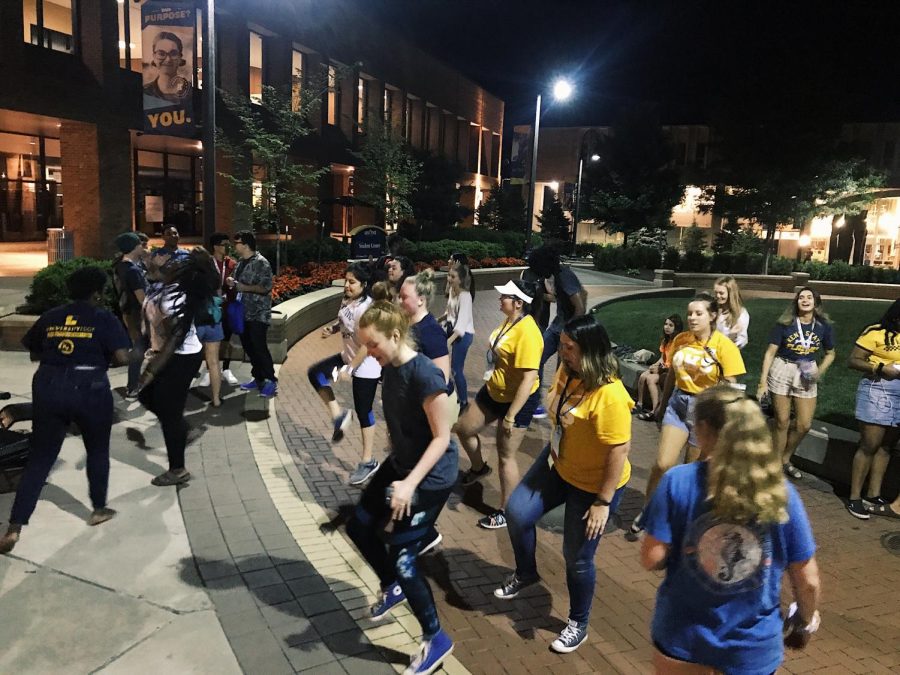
[307,353,379,428]
[139,352,203,471]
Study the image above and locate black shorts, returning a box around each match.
[475,385,539,429]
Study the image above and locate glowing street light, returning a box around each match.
[573,152,600,250]
[525,78,576,251]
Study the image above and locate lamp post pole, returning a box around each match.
[202,0,217,243]
[524,93,542,253]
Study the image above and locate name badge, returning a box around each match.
[483,368,495,382]
[550,425,563,460]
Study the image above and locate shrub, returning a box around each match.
[681,250,708,272]
[575,242,601,258]
[260,237,349,271]
[24,257,116,314]
[405,239,505,263]
[663,247,680,270]
[768,256,795,275]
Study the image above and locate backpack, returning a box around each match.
[196,296,223,326]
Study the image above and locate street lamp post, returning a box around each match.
[571,153,599,253]
[524,79,573,253]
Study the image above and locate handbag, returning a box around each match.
[226,296,245,335]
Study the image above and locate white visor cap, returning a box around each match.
[494,280,533,305]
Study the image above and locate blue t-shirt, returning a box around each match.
[768,319,834,362]
[23,301,130,370]
[643,462,816,675]
[554,266,584,324]
[411,313,453,394]
[382,353,458,491]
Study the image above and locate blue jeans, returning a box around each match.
[506,445,626,623]
[451,332,474,406]
[539,319,563,388]
[347,460,452,639]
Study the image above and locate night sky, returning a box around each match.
[359,0,900,129]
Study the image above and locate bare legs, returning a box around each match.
[636,370,661,411]
[771,394,817,466]
[850,423,899,501]
[203,341,223,406]
[644,425,690,505]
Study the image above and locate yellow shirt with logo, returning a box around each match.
[485,314,543,402]
[547,367,633,493]
[670,330,746,394]
[856,326,900,367]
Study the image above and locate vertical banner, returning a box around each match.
[142,2,195,135]
[508,125,530,184]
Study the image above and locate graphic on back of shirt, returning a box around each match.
[682,511,772,595]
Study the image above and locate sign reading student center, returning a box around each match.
[141,2,195,136]
[350,226,386,259]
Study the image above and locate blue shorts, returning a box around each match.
[855,377,900,427]
[662,388,698,447]
[196,322,225,343]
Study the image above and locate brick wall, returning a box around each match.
[60,121,102,257]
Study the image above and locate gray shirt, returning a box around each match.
[235,252,273,324]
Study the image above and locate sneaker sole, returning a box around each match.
[532,413,548,419]
[551,634,587,653]
[847,507,870,520]
[478,520,507,530]
[349,464,380,486]
[409,643,454,675]
[493,577,539,600]
[420,533,443,555]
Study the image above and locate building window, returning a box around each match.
[291,49,305,112]
[249,31,264,103]
[404,96,413,140]
[357,77,369,133]
[135,149,201,236]
[23,0,75,54]
[383,88,394,128]
[675,142,687,166]
[0,132,63,241]
[468,124,480,173]
[326,65,340,126]
[695,142,707,168]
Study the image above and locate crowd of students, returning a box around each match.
[1,239,897,674]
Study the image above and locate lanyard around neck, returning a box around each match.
[491,314,524,354]
[795,317,816,351]
[555,376,582,427]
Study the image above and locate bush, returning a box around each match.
[768,256,795,275]
[680,250,708,272]
[405,239,505,263]
[24,257,116,314]
[663,247,680,270]
[589,244,660,272]
[260,238,349,271]
[575,242,601,258]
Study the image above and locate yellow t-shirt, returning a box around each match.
[856,326,900,367]
[485,314,543,402]
[670,330,746,394]
[547,367,633,493]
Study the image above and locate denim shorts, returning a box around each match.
[662,388,698,447]
[855,376,900,427]
[196,322,224,343]
[475,385,539,429]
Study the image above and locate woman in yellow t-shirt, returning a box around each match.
[492,315,632,654]
[632,292,746,533]
[846,299,900,520]
[456,279,543,530]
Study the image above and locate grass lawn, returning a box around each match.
[592,297,894,429]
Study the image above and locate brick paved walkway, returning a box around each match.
[275,270,900,675]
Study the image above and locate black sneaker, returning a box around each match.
[863,495,889,509]
[460,463,492,486]
[493,573,540,599]
[332,409,352,443]
[550,619,588,653]
[847,499,870,520]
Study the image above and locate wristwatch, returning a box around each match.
[593,497,612,507]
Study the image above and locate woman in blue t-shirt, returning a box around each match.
[756,287,835,480]
[350,301,457,675]
[641,386,821,675]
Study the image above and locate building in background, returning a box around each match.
[0,0,503,257]
[519,122,900,268]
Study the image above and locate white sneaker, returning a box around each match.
[222,369,239,386]
[196,371,211,387]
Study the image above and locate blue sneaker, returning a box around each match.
[404,629,454,675]
[259,380,278,398]
[550,619,588,653]
[371,582,405,620]
[331,409,352,443]
[532,405,547,419]
[239,380,259,391]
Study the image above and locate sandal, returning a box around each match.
[637,411,656,422]
[151,470,191,487]
[783,463,802,480]
[867,503,900,519]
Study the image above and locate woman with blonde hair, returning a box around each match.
[641,386,821,674]
[349,301,457,675]
[495,316,633,654]
[757,287,835,481]
[713,275,750,349]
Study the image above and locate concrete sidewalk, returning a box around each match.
[0,352,241,674]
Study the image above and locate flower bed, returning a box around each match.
[271,257,526,304]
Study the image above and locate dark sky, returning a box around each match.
[360,0,900,129]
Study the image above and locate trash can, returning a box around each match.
[47,228,74,263]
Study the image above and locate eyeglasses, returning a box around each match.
[154,50,181,60]
[500,295,518,301]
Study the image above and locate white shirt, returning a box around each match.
[144,286,202,355]
[716,307,750,349]
[446,290,474,338]
[338,295,381,379]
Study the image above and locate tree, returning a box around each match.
[476,183,527,232]
[583,105,685,247]
[217,82,327,273]
[537,196,571,247]
[353,122,422,230]
[409,150,468,233]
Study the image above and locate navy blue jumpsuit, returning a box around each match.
[12,301,129,525]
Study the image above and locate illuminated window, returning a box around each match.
[291,49,304,112]
[249,31,263,103]
[326,65,339,126]
[383,87,394,128]
[23,0,75,54]
[357,77,369,133]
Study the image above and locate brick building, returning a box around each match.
[0,0,504,257]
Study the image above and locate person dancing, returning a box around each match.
[308,262,382,485]
[348,301,457,675]
[495,316,632,653]
[757,287,835,480]
[641,386,821,674]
